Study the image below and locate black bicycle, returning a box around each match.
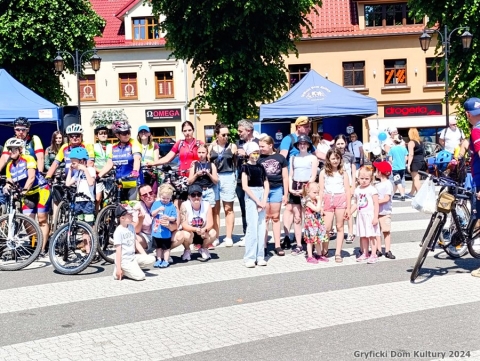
[411,171,480,281]
[48,186,98,275]
[0,178,43,271]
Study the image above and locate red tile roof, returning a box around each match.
[303,0,425,39]
[90,0,165,48]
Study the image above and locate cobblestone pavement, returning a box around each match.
[1,188,480,361]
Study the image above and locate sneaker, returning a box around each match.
[384,251,396,259]
[244,260,256,268]
[256,259,267,266]
[198,248,211,261]
[38,251,47,259]
[154,259,163,268]
[194,244,201,251]
[208,244,215,250]
[405,194,414,199]
[317,255,329,263]
[168,256,173,263]
[291,246,304,256]
[212,239,220,247]
[367,255,378,264]
[400,196,405,201]
[236,238,246,247]
[356,253,369,262]
[160,260,169,268]
[306,256,319,264]
[376,250,383,257]
[471,268,480,278]
[224,237,233,247]
[182,250,191,261]
[281,235,292,249]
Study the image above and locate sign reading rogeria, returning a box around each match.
[145,108,182,121]
[384,104,442,117]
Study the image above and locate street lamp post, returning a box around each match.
[53,49,102,123]
[419,25,473,127]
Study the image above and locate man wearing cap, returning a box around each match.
[278,116,326,248]
[465,97,480,278]
[439,117,465,154]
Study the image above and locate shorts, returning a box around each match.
[392,170,405,185]
[214,172,236,202]
[52,184,64,204]
[268,186,283,203]
[410,161,426,173]
[323,193,347,212]
[378,214,391,233]
[152,236,172,250]
[120,187,138,202]
[22,186,51,215]
[289,180,308,205]
[139,232,154,252]
[74,201,95,224]
[202,186,216,207]
[193,232,204,245]
[96,181,105,195]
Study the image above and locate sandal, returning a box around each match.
[335,254,343,263]
[274,247,285,256]
[346,235,355,244]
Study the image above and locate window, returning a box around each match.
[155,72,174,98]
[384,59,407,86]
[132,17,159,40]
[204,125,215,144]
[288,64,310,88]
[426,58,445,84]
[119,73,138,100]
[79,75,96,101]
[343,62,365,87]
[365,3,421,27]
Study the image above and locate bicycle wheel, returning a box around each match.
[411,212,444,282]
[95,204,117,263]
[48,221,98,275]
[0,213,43,271]
[52,201,69,232]
[441,202,470,258]
[467,230,480,259]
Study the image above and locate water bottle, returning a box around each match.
[457,207,467,228]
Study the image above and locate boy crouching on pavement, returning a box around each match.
[114,204,155,281]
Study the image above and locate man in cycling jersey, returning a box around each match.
[465,97,480,278]
[97,120,141,201]
[93,125,112,212]
[4,138,51,257]
[0,117,45,172]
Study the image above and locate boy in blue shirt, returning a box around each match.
[152,184,177,268]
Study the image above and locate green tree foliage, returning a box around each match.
[150,0,322,126]
[409,0,479,135]
[0,0,105,104]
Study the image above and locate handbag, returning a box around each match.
[412,178,436,214]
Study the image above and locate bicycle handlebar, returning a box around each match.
[418,171,472,199]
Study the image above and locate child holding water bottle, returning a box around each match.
[151,184,177,268]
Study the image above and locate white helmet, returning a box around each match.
[5,137,25,149]
[66,124,84,135]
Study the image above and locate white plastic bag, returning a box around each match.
[412,178,436,214]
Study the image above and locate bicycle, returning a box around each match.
[0,178,43,271]
[411,171,480,282]
[48,186,98,275]
[50,170,68,232]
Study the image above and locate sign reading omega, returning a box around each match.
[145,108,182,121]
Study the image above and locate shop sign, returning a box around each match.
[384,104,442,117]
[145,108,182,121]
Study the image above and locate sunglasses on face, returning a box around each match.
[69,134,81,139]
[190,192,202,198]
[8,147,20,152]
[15,128,27,132]
[220,133,229,137]
[140,191,154,198]
[118,131,130,136]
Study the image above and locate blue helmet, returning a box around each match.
[435,150,453,172]
[69,147,89,160]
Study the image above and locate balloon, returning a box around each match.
[363,142,371,152]
[378,132,388,142]
[369,128,378,137]
[372,146,382,156]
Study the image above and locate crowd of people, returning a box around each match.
[3,98,480,279]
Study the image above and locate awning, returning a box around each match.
[367,115,454,130]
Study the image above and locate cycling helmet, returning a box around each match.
[94,124,109,134]
[112,120,131,134]
[5,137,25,149]
[69,147,89,160]
[435,150,453,172]
[65,124,84,135]
[13,117,31,128]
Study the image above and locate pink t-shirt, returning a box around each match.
[133,201,153,235]
[171,138,204,174]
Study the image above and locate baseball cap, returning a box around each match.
[138,125,150,133]
[294,116,310,127]
[387,127,398,134]
[373,161,392,175]
[244,141,260,155]
[115,204,135,218]
[464,97,480,116]
[188,184,203,195]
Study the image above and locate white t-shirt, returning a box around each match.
[348,140,363,158]
[440,127,464,153]
[113,224,136,265]
[354,185,378,216]
[291,154,316,182]
[71,167,96,201]
[375,180,393,215]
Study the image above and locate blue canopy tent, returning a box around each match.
[259,70,377,141]
[0,69,60,147]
